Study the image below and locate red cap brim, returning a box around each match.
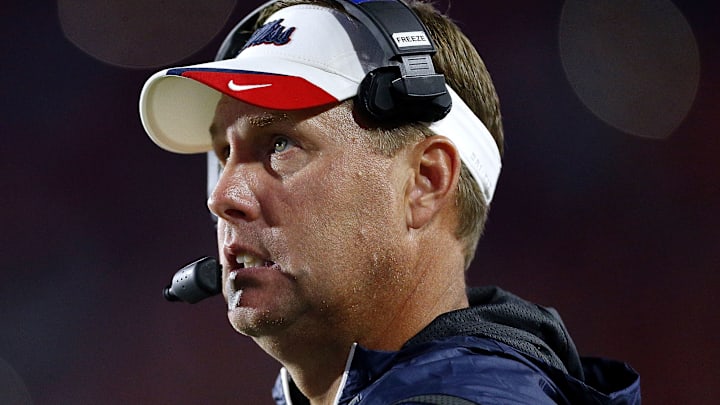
[176,69,339,110]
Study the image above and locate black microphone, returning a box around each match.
[163,257,222,303]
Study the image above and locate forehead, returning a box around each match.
[210,96,284,140]
[209,95,359,143]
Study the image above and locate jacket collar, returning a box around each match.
[273,342,400,405]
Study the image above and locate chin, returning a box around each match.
[227,305,290,338]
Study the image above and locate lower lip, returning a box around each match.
[227,265,271,285]
[228,263,280,278]
[225,263,284,307]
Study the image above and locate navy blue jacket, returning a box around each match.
[272,287,641,404]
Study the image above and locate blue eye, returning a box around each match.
[272,136,294,153]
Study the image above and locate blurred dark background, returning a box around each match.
[1,1,718,404]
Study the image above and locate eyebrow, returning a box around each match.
[209,111,292,142]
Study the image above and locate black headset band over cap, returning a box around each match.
[215,0,451,124]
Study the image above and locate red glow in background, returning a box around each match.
[1,1,718,404]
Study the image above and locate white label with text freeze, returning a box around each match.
[392,31,431,48]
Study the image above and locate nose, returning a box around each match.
[207,162,261,223]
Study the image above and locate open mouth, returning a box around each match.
[236,253,275,268]
[226,254,278,310]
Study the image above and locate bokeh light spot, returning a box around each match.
[58,0,237,68]
[559,0,700,139]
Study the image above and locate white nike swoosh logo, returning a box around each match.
[227,80,272,92]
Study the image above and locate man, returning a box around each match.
[139,0,641,403]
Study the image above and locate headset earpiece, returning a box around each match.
[358,66,451,124]
[340,0,452,124]
[358,67,401,122]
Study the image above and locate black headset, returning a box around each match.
[215,0,452,124]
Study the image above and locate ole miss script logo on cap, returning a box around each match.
[242,19,296,50]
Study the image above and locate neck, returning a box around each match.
[364,264,469,351]
[256,334,352,405]
[258,236,468,403]
[357,231,470,351]
[261,282,467,404]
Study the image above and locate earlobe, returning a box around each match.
[406,136,461,229]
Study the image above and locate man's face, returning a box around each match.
[208,96,414,342]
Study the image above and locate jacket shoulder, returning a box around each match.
[356,336,566,405]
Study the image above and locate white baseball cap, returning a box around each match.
[139,4,502,202]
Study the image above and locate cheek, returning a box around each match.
[282,153,405,271]
[215,220,227,252]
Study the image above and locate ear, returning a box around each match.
[405,136,461,229]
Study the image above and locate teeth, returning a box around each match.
[235,254,262,268]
